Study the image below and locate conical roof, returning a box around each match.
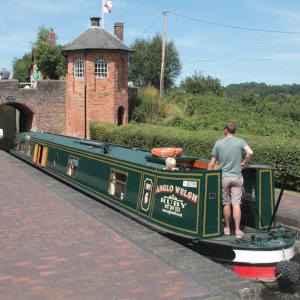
[63,18,132,53]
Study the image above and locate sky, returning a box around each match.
[1,0,300,86]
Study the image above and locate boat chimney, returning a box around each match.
[114,22,124,41]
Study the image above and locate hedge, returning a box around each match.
[90,123,300,192]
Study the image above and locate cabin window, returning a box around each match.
[54,153,59,165]
[74,57,85,77]
[66,156,79,178]
[94,57,108,78]
[108,169,127,200]
[33,144,48,167]
[17,142,32,157]
[26,144,32,156]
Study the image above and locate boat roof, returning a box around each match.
[22,132,201,170]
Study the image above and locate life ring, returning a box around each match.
[151,147,183,157]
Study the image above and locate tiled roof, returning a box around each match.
[63,26,132,53]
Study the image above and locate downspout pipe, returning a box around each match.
[84,50,87,139]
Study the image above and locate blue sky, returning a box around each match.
[1,0,300,86]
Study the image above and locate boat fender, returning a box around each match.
[151,147,183,157]
[276,260,300,287]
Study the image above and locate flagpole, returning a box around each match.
[101,0,104,29]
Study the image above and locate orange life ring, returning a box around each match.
[151,147,183,157]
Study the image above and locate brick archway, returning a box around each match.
[3,102,34,132]
[0,80,66,134]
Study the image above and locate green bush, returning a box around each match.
[90,122,117,142]
[131,87,166,123]
[163,92,300,140]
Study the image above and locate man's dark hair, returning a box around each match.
[224,121,236,134]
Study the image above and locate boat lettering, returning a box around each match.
[141,178,153,212]
[145,183,152,190]
[156,185,198,203]
[160,196,187,208]
[156,184,174,193]
[160,195,184,218]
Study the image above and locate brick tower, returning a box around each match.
[63,17,132,139]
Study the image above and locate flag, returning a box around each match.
[103,0,112,13]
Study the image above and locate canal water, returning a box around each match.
[260,252,300,300]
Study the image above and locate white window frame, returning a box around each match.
[74,57,85,78]
[94,57,108,78]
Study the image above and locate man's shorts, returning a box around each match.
[222,176,244,205]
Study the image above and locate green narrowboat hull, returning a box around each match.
[11,131,297,282]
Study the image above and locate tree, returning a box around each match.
[129,33,182,90]
[241,90,261,106]
[12,26,66,81]
[179,71,223,96]
[34,43,66,79]
[12,53,32,82]
[33,26,66,79]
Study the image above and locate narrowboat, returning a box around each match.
[10,131,298,283]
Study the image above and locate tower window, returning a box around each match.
[74,57,85,77]
[94,57,108,77]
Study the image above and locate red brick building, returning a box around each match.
[63,17,132,139]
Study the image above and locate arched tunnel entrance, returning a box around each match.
[0,103,34,151]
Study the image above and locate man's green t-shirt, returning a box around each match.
[33,71,41,81]
[211,137,247,177]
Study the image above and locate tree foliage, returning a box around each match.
[12,53,32,82]
[129,33,182,90]
[241,90,261,106]
[225,82,300,99]
[12,26,66,81]
[131,87,166,123]
[34,43,66,79]
[179,71,223,96]
[224,82,300,121]
[33,26,66,79]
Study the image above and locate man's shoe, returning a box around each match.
[235,230,244,239]
[223,228,230,236]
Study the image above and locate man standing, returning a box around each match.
[33,66,41,88]
[0,67,10,80]
[208,121,253,239]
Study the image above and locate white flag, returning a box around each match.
[103,0,112,13]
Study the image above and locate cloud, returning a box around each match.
[257,4,300,22]
[242,1,300,22]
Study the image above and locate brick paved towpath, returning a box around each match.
[0,151,273,299]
